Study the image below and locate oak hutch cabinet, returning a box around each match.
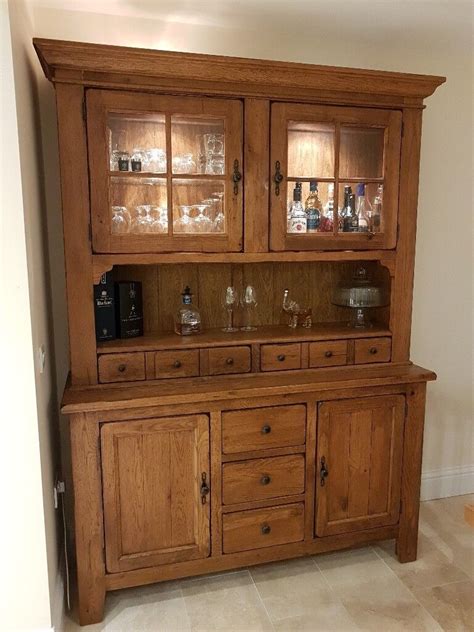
[34,38,444,625]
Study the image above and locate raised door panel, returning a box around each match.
[270,103,401,251]
[315,395,404,536]
[87,90,243,253]
[101,415,210,572]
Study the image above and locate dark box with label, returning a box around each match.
[115,281,144,338]
[94,272,116,342]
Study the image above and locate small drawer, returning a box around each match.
[222,454,305,505]
[260,343,301,372]
[98,352,145,383]
[222,404,306,454]
[309,340,348,368]
[153,349,199,379]
[354,337,391,364]
[207,346,251,376]
[223,503,305,554]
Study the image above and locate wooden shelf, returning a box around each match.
[97,323,391,354]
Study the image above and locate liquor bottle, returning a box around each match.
[174,286,202,335]
[343,192,359,232]
[305,180,322,233]
[321,183,334,232]
[356,183,370,232]
[115,281,143,338]
[370,184,383,232]
[94,272,116,341]
[287,182,307,233]
[341,186,353,232]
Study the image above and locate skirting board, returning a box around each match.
[421,465,474,501]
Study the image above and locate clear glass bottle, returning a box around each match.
[356,183,370,232]
[287,182,307,233]
[305,180,322,233]
[342,186,358,232]
[321,183,334,232]
[370,184,383,232]
[174,286,202,335]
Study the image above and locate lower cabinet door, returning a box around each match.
[101,414,210,572]
[315,395,405,537]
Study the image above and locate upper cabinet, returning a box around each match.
[87,90,243,253]
[270,104,402,251]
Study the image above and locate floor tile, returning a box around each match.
[181,570,273,631]
[412,579,474,632]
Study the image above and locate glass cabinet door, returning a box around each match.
[87,91,243,253]
[270,103,402,251]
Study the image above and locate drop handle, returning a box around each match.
[260,474,271,486]
[261,523,271,535]
[325,350,333,358]
[173,360,182,368]
[320,457,329,487]
[261,424,272,435]
[369,347,378,355]
[118,364,126,373]
[277,354,286,362]
[273,161,284,196]
[200,472,210,504]
[232,159,242,195]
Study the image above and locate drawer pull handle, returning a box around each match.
[118,364,126,373]
[173,360,182,368]
[261,523,271,535]
[277,354,286,362]
[260,474,271,486]
[369,347,378,355]
[226,357,234,366]
[325,350,333,358]
[261,424,272,435]
[320,456,329,486]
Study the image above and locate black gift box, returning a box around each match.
[94,272,116,341]
[115,281,144,338]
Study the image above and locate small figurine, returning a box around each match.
[282,289,312,329]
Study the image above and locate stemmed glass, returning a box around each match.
[193,204,213,233]
[212,191,225,233]
[152,206,168,233]
[241,285,258,331]
[222,286,239,333]
[174,205,194,233]
[111,206,131,234]
[134,205,155,232]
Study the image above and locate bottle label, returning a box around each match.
[288,217,307,233]
[183,296,192,304]
[306,209,320,232]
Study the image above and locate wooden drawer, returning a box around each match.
[222,404,306,454]
[153,349,199,379]
[222,454,305,505]
[309,340,348,368]
[354,337,391,364]
[260,343,301,371]
[98,352,146,383]
[223,503,305,554]
[207,346,251,376]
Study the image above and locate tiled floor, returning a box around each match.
[64,494,474,631]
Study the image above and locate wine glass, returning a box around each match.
[193,204,213,233]
[152,206,168,233]
[212,191,225,233]
[241,285,258,331]
[222,286,239,333]
[111,206,131,234]
[134,205,155,232]
[174,205,194,233]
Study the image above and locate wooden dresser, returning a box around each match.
[34,38,444,625]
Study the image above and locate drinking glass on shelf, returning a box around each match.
[131,148,146,172]
[212,191,225,232]
[146,148,167,173]
[111,206,131,234]
[222,286,239,333]
[134,205,155,233]
[173,205,194,233]
[152,206,168,233]
[172,153,196,174]
[241,285,258,331]
[204,133,224,155]
[193,204,213,233]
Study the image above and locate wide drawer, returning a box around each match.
[222,454,305,505]
[260,343,301,371]
[354,337,391,364]
[309,340,348,368]
[153,349,200,379]
[222,404,306,454]
[207,346,251,376]
[223,503,305,554]
[98,352,146,383]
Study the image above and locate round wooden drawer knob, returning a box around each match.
[260,474,271,486]
[277,354,286,362]
[369,347,378,355]
[261,425,272,435]
[118,364,126,372]
[226,357,234,365]
[325,350,333,358]
[173,360,182,368]
[261,524,271,535]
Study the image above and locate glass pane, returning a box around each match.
[339,126,384,179]
[110,177,168,235]
[173,179,225,234]
[171,116,225,175]
[337,182,384,234]
[287,122,335,178]
[108,113,166,174]
[286,180,335,234]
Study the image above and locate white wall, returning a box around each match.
[32,2,473,493]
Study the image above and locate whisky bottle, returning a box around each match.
[305,180,322,233]
[343,192,359,232]
[287,182,307,233]
[341,186,353,232]
[356,183,370,232]
[370,184,383,232]
[174,286,202,335]
[321,183,334,232]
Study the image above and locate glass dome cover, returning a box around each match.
[333,266,388,308]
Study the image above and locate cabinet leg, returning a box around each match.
[397,384,426,563]
[78,581,106,626]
